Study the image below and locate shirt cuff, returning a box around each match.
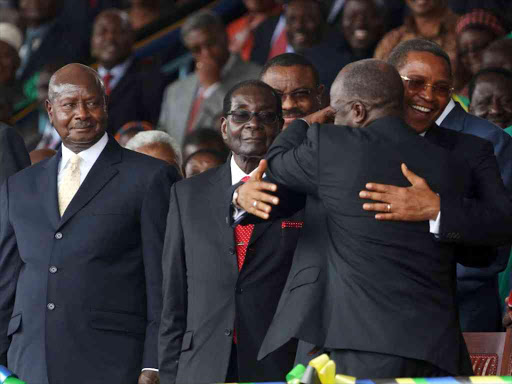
[203,82,220,98]
[233,206,246,221]
[429,211,441,234]
[142,368,159,372]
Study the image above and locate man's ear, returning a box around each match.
[220,117,228,141]
[352,102,367,124]
[46,99,54,125]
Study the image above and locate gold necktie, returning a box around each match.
[58,154,82,216]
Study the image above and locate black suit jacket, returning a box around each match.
[158,161,300,384]
[0,124,30,184]
[106,59,166,134]
[425,124,512,332]
[0,136,180,384]
[258,118,473,375]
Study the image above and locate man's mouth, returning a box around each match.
[354,29,369,40]
[410,104,433,113]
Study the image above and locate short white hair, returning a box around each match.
[125,131,182,166]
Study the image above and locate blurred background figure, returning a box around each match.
[0,89,14,125]
[183,148,226,177]
[128,0,162,30]
[374,0,460,87]
[469,68,512,131]
[181,127,229,163]
[91,8,165,135]
[455,9,506,104]
[126,130,182,172]
[115,120,154,147]
[0,23,23,112]
[481,38,512,71]
[29,147,56,164]
[227,0,282,61]
[158,10,261,144]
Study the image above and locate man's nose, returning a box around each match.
[419,85,434,101]
[488,98,502,114]
[281,94,298,110]
[75,102,90,119]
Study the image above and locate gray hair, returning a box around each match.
[181,10,225,41]
[125,131,182,166]
[48,64,106,103]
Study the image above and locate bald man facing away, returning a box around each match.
[236,59,473,377]
[0,63,180,384]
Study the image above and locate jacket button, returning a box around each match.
[47,303,55,311]
[55,232,63,240]
[49,266,58,274]
[224,328,232,336]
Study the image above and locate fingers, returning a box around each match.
[253,159,268,181]
[249,202,272,220]
[248,180,277,193]
[359,190,387,202]
[362,202,391,212]
[363,183,394,193]
[374,213,402,221]
[401,163,425,186]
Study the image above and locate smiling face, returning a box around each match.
[285,0,324,51]
[221,85,281,159]
[342,0,383,53]
[398,51,452,133]
[46,65,107,153]
[470,72,512,129]
[261,64,322,129]
[91,11,134,70]
[457,28,496,76]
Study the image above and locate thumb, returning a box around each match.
[254,159,267,181]
[401,163,422,186]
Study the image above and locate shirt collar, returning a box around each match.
[98,57,133,80]
[61,132,109,170]
[436,99,456,125]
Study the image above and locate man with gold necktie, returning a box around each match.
[0,63,180,384]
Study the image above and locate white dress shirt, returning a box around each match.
[97,58,133,92]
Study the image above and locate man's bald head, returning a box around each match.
[330,59,404,127]
[48,64,106,103]
[46,64,108,153]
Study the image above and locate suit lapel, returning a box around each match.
[248,221,273,247]
[207,163,239,273]
[439,103,465,132]
[57,137,121,230]
[39,150,61,229]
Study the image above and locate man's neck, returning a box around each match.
[233,154,261,175]
[413,7,445,36]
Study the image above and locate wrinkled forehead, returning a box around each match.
[262,65,317,91]
[474,73,512,97]
[231,87,276,111]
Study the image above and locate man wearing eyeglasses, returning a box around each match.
[360,39,512,333]
[158,80,300,384]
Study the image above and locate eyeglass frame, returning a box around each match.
[226,110,282,125]
[400,75,454,96]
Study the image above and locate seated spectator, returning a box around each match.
[181,127,229,163]
[91,9,166,135]
[29,148,56,164]
[125,130,182,172]
[455,9,506,102]
[17,0,90,84]
[374,0,460,87]
[338,0,386,65]
[227,0,282,61]
[0,23,24,111]
[0,88,13,124]
[481,38,512,71]
[129,0,163,30]
[114,120,154,147]
[469,68,512,130]
[183,148,226,178]
[158,10,261,145]
[252,0,347,88]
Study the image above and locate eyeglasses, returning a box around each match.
[226,110,280,124]
[400,76,454,97]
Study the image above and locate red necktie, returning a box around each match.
[102,73,113,96]
[268,27,287,60]
[234,176,254,271]
[186,89,205,134]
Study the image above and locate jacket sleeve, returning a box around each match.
[0,180,22,366]
[158,184,188,383]
[140,165,180,369]
[438,139,512,246]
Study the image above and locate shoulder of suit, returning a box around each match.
[163,73,197,95]
[174,164,225,194]
[437,124,495,151]
[228,56,262,80]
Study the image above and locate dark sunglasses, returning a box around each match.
[400,76,454,97]
[227,110,280,125]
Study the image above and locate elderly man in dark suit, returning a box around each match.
[158,80,300,384]
[234,59,474,377]
[0,63,180,384]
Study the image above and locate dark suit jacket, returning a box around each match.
[0,136,180,384]
[0,124,30,184]
[106,59,166,134]
[437,105,512,331]
[158,161,300,384]
[258,118,473,375]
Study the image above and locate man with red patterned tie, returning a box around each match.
[159,80,301,384]
[91,9,165,134]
